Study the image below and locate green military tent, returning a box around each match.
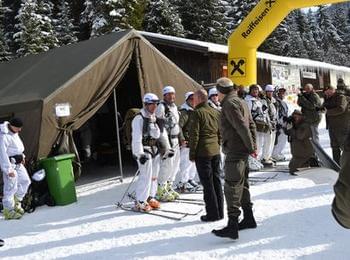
[0,29,200,164]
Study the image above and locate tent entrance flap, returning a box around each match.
[74,57,142,183]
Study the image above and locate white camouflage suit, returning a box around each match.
[0,122,31,210]
[245,94,272,161]
[132,108,170,202]
[156,101,181,185]
[178,102,197,184]
[272,96,290,160]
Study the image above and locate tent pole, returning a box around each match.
[113,89,124,182]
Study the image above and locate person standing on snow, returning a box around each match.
[131,93,170,212]
[156,86,181,202]
[189,89,223,222]
[262,84,278,165]
[245,84,272,167]
[272,86,289,161]
[0,118,31,220]
[297,83,322,145]
[322,85,350,165]
[208,87,221,111]
[212,77,257,240]
[177,92,199,192]
[332,132,350,229]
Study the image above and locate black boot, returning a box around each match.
[238,207,257,230]
[212,217,239,239]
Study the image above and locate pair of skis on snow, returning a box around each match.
[116,196,204,221]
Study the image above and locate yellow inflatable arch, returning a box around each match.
[228,0,350,86]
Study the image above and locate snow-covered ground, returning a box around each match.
[0,119,349,259]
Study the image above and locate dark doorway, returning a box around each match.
[74,57,143,184]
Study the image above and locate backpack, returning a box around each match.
[122,108,165,152]
[21,178,55,213]
[122,108,141,150]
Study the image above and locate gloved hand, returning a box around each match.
[139,154,150,165]
[162,149,175,160]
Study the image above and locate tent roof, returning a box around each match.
[0,30,131,106]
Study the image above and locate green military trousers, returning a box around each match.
[332,150,350,229]
[224,157,253,218]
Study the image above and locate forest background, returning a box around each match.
[1,0,350,67]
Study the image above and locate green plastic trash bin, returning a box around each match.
[40,154,77,206]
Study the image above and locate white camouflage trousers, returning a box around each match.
[135,154,160,202]
[178,147,197,183]
[158,138,180,185]
[2,163,31,210]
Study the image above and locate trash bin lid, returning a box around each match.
[40,153,75,163]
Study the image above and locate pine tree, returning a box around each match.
[0,0,12,61]
[55,0,78,46]
[14,0,46,56]
[225,0,258,34]
[259,16,289,56]
[176,0,226,43]
[285,11,308,58]
[81,0,129,38]
[36,0,59,49]
[127,0,147,30]
[143,0,184,37]
[3,0,21,54]
[317,5,347,65]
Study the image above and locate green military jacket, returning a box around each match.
[324,93,350,130]
[189,102,220,161]
[220,92,256,160]
[297,92,322,124]
[178,104,193,142]
[332,133,350,228]
[286,121,314,159]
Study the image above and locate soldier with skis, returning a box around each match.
[131,93,171,212]
[156,86,181,202]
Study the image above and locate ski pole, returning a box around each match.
[117,169,139,207]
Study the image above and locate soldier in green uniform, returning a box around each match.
[297,83,323,145]
[285,110,314,174]
[212,77,257,240]
[332,132,350,229]
[323,85,350,164]
[189,89,223,222]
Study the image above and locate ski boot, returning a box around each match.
[156,184,175,202]
[134,201,152,212]
[147,197,161,209]
[176,182,193,193]
[3,208,22,220]
[14,196,25,215]
[166,182,180,199]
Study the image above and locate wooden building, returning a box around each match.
[141,31,350,92]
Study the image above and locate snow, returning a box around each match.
[0,120,349,259]
[140,31,350,73]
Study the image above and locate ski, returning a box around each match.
[249,173,278,183]
[116,203,187,221]
[154,208,203,216]
[173,199,205,205]
[177,197,203,202]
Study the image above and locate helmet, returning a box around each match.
[208,87,218,98]
[185,91,194,101]
[163,86,176,95]
[264,84,275,92]
[143,93,159,104]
